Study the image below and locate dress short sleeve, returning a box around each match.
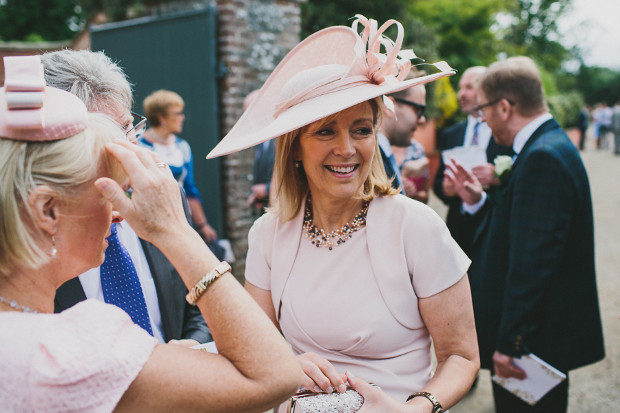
[404,199,470,298]
[245,212,278,291]
[0,300,158,413]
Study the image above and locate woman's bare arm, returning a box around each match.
[97,142,303,413]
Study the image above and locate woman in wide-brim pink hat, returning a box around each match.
[209,15,480,412]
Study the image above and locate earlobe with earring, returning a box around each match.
[50,228,57,257]
[294,160,302,168]
[51,235,57,257]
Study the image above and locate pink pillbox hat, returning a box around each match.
[0,55,87,141]
[207,15,454,158]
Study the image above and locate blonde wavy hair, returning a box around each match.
[0,114,127,277]
[269,97,399,221]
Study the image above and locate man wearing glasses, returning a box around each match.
[42,50,212,345]
[433,66,513,254]
[446,56,604,413]
[379,82,428,201]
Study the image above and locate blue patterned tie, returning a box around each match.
[100,223,153,335]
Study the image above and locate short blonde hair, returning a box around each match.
[0,114,126,276]
[270,97,399,221]
[143,89,185,127]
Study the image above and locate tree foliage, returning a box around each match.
[575,65,620,106]
[0,0,85,41]
[499,0,572,73]
[301,1,407,40]
[408,0,504,75]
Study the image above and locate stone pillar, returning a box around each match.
[217,0,302,279]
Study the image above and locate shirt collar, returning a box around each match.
[377,132,394,157]
[512,113,553,155]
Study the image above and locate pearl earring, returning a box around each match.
[51,235,57,257]
[294,160,301,168]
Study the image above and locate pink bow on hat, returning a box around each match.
[274,15,442,118]
[3,56,46,129]
[0,55,87,141]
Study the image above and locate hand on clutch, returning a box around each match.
[296,352,348,394]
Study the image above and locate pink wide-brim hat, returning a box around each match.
[0,55,87,141]
[207,15,455,158]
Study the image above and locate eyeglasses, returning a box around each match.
[125,111,147,143]
[393,97,426,118]
[473,98,514,117]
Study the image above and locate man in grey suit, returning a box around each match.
[45,50,212,344]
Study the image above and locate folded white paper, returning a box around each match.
[492,353,566,406]
[442,146,487,171]
[191,341,218,354]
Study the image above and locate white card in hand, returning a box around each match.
[492,353,566,406]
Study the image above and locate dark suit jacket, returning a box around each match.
[252,140,276,205]
[433,119,513,253]
[468,118,604,371]
[54,191,212,344]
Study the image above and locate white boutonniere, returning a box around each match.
[494,155,513,182]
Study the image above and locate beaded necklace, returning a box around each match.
[302,195,369,251]
[0,295,39,313]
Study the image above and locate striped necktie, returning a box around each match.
[471,120,481,146]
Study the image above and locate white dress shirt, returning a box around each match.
[79,221,165,343]
[463,115,492,149]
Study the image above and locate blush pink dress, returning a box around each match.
[0,299,158,412]
[246,195,470,402]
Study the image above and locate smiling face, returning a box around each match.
[295,102,376,204]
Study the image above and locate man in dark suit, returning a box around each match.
[43,50,212,344]
[447,56,604,412]
[434,66,513,253]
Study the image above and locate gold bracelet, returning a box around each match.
[185,261,231,305]
[406,392,444,412]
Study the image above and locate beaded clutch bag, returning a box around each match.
[286,385,372,413]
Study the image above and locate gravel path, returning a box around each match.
[434,144,620,413]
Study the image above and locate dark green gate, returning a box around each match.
[91,7,223,234]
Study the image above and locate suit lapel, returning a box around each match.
[54,277,87,312]
[140,239,181,341]
[471,119,560,250]
[511,119,559,171]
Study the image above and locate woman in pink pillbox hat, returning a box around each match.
[0,55,303,412]
[211,15,480,412]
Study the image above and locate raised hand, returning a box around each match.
[444,158,484,206]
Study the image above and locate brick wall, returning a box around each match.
[216,0,302,279]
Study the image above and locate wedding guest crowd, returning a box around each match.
[434,66,513,254]
[0,55,302,412]
[0,11,606,413]
[444,56,604,413]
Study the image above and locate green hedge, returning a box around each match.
[547,91,585,129]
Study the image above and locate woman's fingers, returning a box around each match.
[348,371,400,413]
[95,177,131,215]
[99,141,186,243]
[296,353,346,393]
